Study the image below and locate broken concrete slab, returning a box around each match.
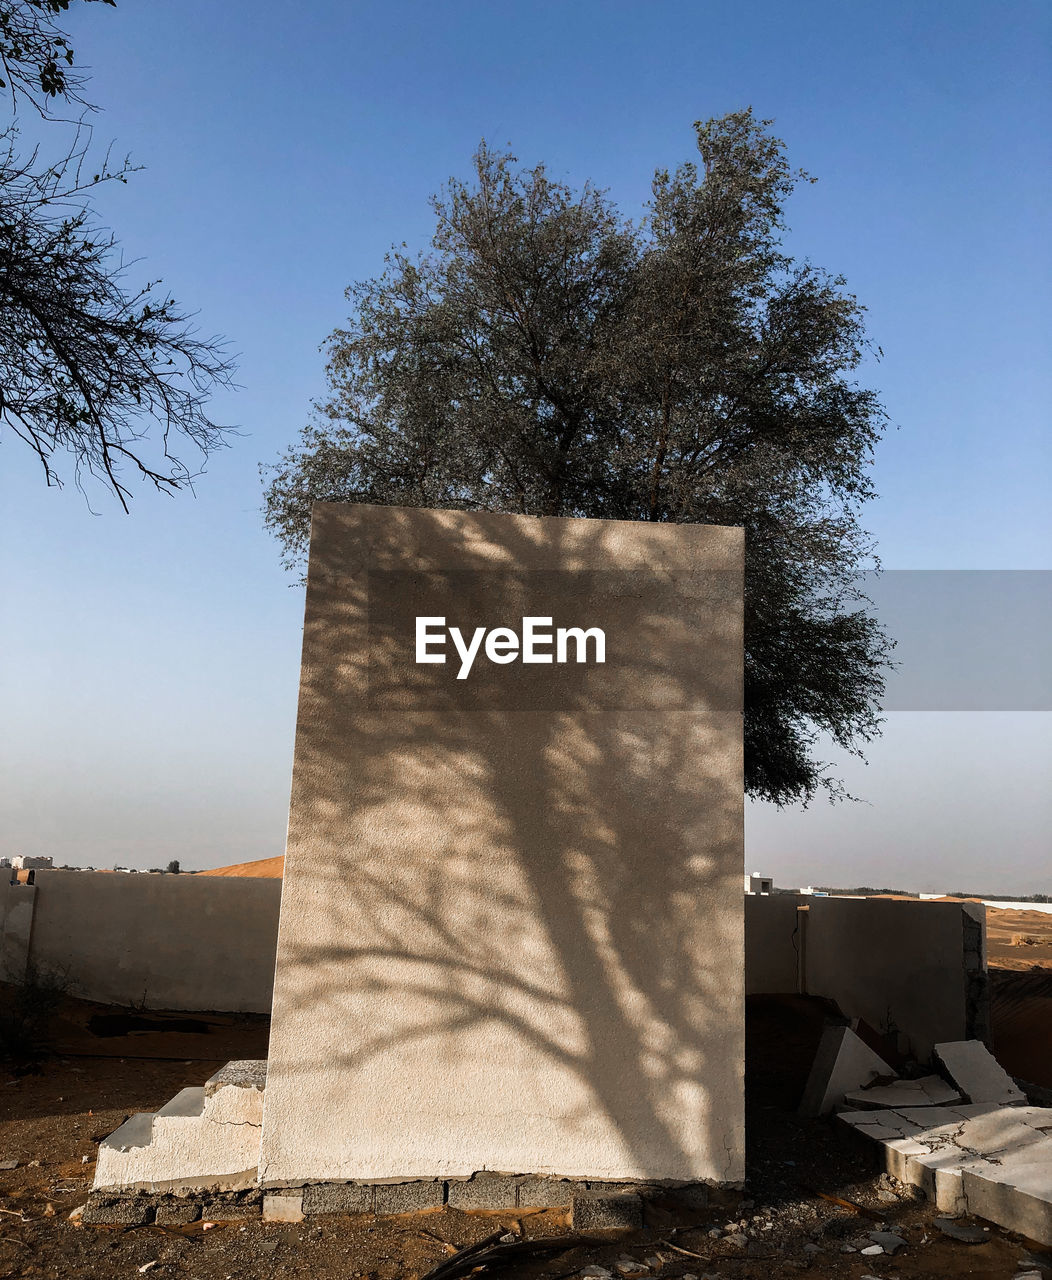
[934,1216,990,1243]
[838,1103,1052,1244]
[842,1075,962,1110]
[960,1139,1052,1246]
[799,1024,896,1117]
[935,1040,1025,1107]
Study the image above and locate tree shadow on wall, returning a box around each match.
[263,503,744,1184]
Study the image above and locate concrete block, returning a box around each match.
[934,1041,1025,1106]
[263,1192,304,1223]
[205,1202,260,1220]
[82,1196,154,1226]
[373,1181,445,1214]
[517,1177,572,1207]
[301,1183,373,1215]
[447,1175,520,1209]
[570,1189,644,1230]
[799,1024,896,1116]
[155,1200,201,1225]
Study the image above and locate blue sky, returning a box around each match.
[1,1,1049,888]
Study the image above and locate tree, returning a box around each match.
[263,111,893,805]
[1,0,114,115]
[1,0,234,508]
[166,859,179,874]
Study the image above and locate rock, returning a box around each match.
[614,1258,648,1277]
[707,1229,722,1238]
[861,1244,884,1255]
[935,1217,990,1244]
[580,1268,613,1279]
[840,1244,856,1253]
[725,1232,748,1247]
[803,1242,821,1253]
[0,1160,17,1171]
[868,1231,907,1254]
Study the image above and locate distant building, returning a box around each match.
[11,855,53,870]
[744,871,773,895]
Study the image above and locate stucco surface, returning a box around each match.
[24,870,281,1012]
[261,503,745,1187]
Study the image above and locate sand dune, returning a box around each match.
[198,855,284,878]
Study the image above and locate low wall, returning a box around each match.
[12,871,281,1014]
[745,894,988,1058]
[5,874,988,1048]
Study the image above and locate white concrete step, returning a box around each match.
[94,1060,266,1194]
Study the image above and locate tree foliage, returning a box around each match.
[0,0,233,508]
[264,110,893,805]
[0,0,114,115]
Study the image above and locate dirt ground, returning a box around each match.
[0,994,1049,1280]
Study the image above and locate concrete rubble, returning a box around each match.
[934,1038,1026,1106]
[842,1074,963,1110]
[799,1024,896,1117]
[834,1040,1052,1246]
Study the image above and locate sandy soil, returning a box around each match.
[986,907,1052,972]
[0,996,1049,1279]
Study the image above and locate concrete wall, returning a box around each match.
[17,870,281,1013]
[0,881,36,983]
[746,894,988,1059]
[262,503,745,1188]
[744,893,803,995]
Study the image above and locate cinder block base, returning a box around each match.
[570,1189,644,1230]
[373,1181,445,1213]
[155,1201,201,1225]
[82,1196,153,1226]
[447,1175,520,1209]
[517,1177,572,1207]
[205,1203,260,1221]
[302,1183,373,1215]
